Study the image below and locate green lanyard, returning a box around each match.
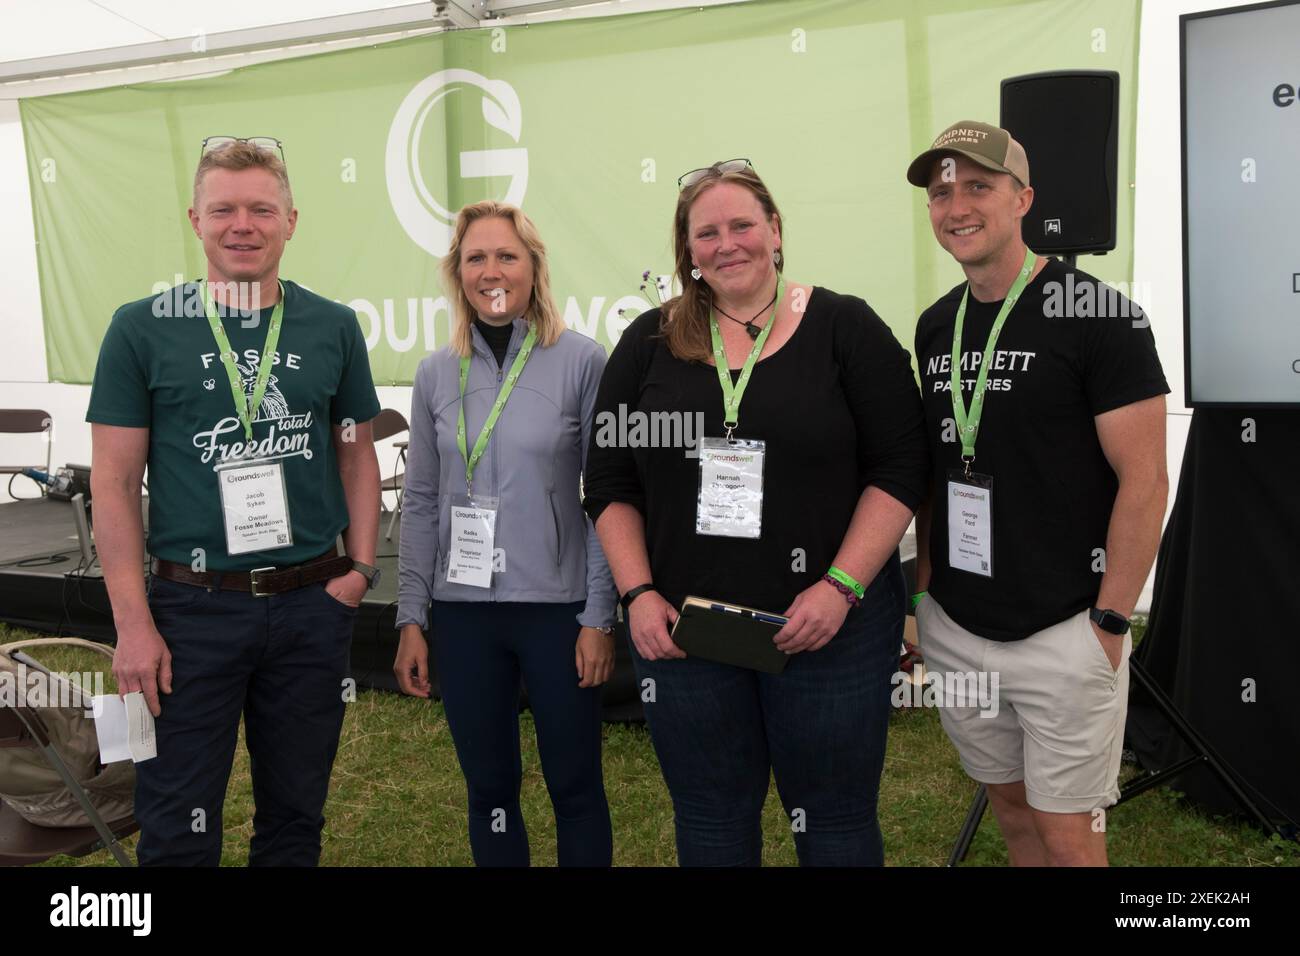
[708,276,785,440]
[950,248,1036,472]
[457,323,537,495]
[202,280,285,443]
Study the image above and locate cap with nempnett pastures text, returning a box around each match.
[906,120,1030,188]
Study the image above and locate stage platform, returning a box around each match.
[0,495,916,723]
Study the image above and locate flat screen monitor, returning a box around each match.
[1182,0,1300,406]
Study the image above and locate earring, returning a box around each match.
[773,249,783,268]
[690,267,702,280]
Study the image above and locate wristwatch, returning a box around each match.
[1089,607,1130,635]
[619,583,656,610]
[351,560,382,591]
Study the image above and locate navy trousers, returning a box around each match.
[430,600,612,867]
[629,553,906,866]
[134,574,355,866]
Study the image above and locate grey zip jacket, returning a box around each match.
[396,318,617,630]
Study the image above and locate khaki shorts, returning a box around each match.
[915,593,1131,814]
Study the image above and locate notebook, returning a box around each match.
[670,596,790,674]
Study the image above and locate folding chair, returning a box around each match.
[0,409,53,499]
[372,408,409,541]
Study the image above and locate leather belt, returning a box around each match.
[151,549,354,597]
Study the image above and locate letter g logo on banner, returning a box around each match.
[386,70,528,258]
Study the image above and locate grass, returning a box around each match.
[3,621,1297,868]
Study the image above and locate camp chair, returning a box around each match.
[0,640,136,866]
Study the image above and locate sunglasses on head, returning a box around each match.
[677,158,753,190]
[200,136,286,166]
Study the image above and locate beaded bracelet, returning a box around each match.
[823,574,861,607]
[825,566,866,600]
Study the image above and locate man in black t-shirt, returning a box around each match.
[906,121,1169,866]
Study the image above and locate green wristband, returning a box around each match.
[911,591,928,610]
[826,566,865,600]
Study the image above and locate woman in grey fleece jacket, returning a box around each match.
[394,202,618,867]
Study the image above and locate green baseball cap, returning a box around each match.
[906,120,1030,188]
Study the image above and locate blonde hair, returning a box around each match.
[441,201,564,358]
[193,141,293,209]
[662,166,785,363]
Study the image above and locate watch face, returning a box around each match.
[368,568,382,590]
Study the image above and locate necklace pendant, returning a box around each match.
[745,323,760,340]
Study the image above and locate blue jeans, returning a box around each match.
[631,553,904,866]
[430,600,612,867]
[134,575,355,866]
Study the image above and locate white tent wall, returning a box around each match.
[0,0,1253,611]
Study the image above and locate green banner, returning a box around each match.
[21,0,1140,385]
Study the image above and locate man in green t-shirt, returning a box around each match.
[87,139,382,866]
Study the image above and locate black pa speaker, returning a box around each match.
[1000,70,1119,256]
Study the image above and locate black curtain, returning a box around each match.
[1127,408,1300,824]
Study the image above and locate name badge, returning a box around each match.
[947,469,993,578]
[696,437,765,539]
[447,494,498,588]
[216,458,293,556]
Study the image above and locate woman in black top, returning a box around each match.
[583,160,928,866]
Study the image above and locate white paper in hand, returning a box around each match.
[91,694,132,764]
[124,692,157,762]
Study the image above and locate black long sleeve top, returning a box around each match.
[583,287,929,612]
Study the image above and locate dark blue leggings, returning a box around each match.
[429,600,612,867]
